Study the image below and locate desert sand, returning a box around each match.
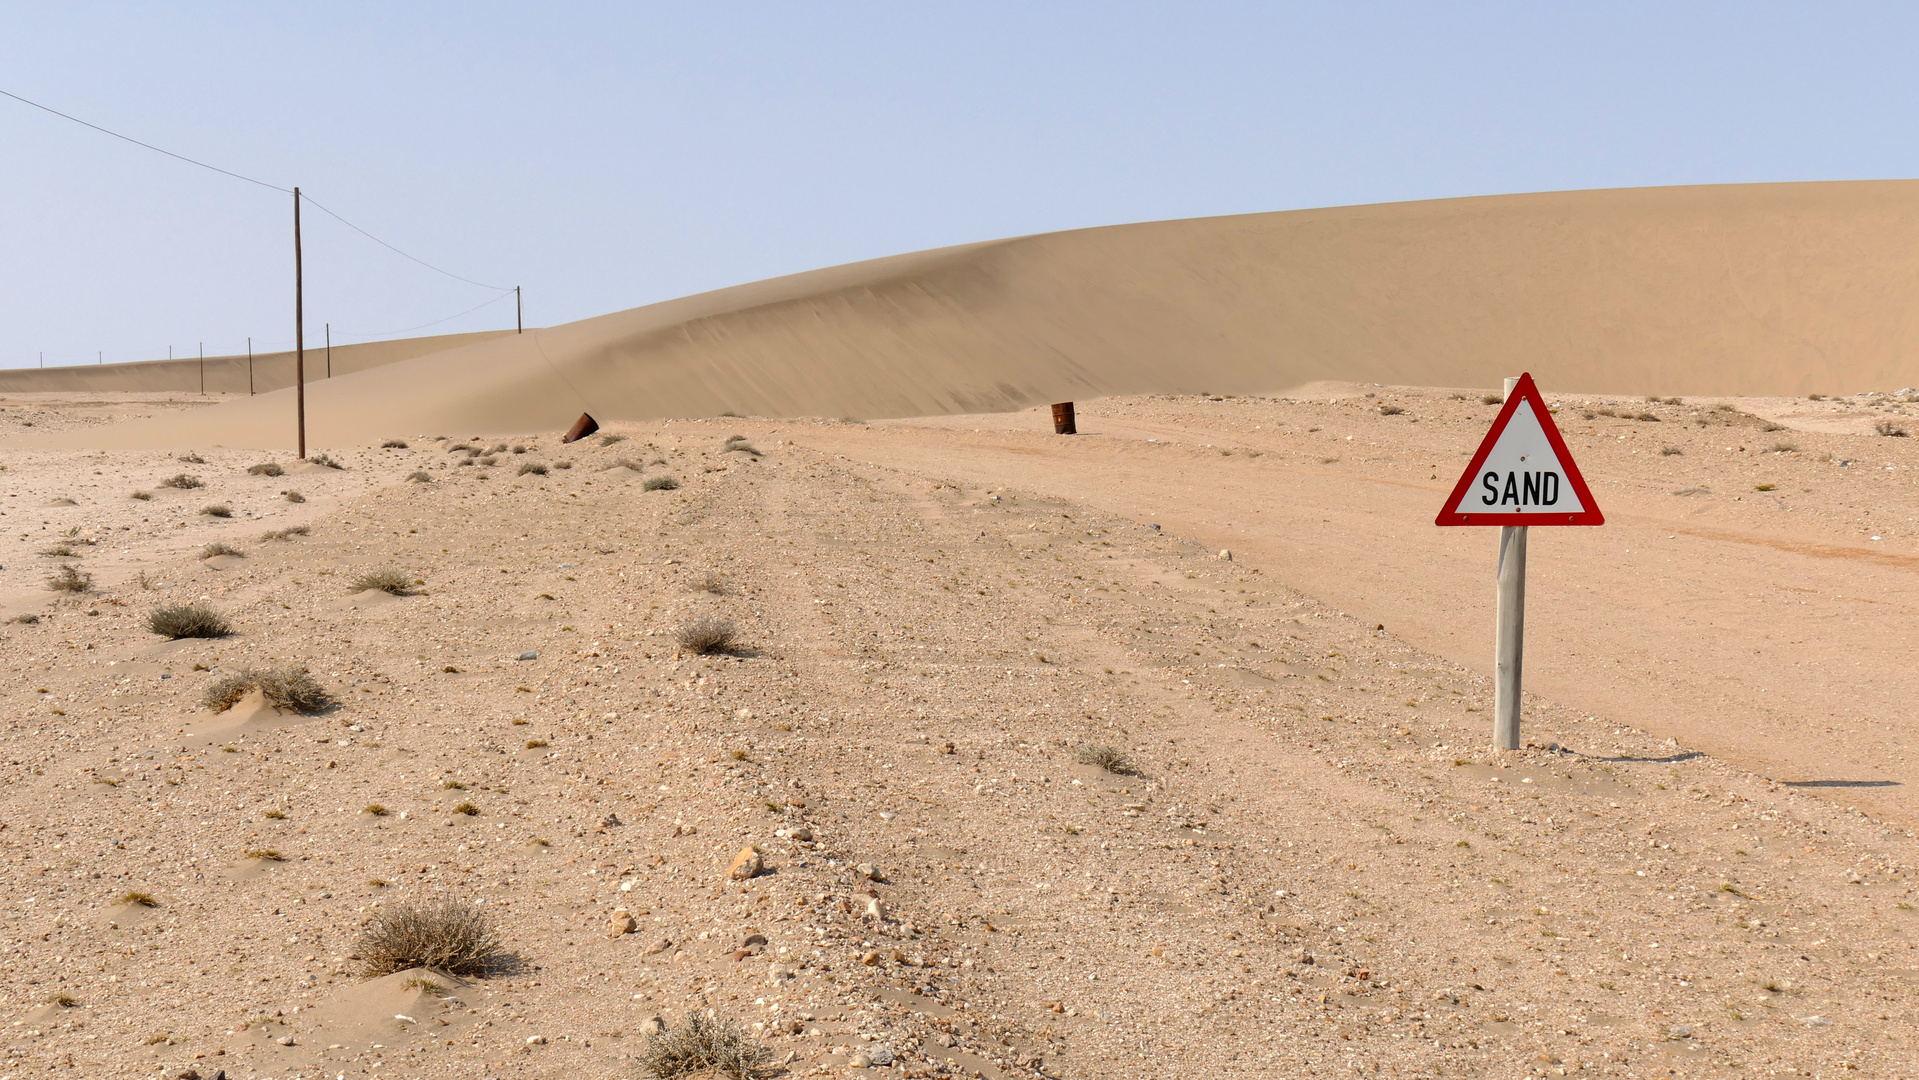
[6,183,1919,1078]
[18,180,1919,452]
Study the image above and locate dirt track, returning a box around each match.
[0,390,1916,1078]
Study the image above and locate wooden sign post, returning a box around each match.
[1436,373,1603,749]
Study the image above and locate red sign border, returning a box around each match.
[1435,372,1604,526]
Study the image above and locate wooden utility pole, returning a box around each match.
[1492,376,1527,750]
[198,343,204,395]
[516,286,522,334]
[325,323,331,379]
[294,187,306,460]
[247,338,254,395]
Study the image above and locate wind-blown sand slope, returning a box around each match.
[37,179,1919,450]
[0,330,512,396]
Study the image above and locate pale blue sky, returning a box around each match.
[3,3,1916,367]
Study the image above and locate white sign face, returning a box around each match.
[1442,399,1586,518]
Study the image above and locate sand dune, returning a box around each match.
[0,330,512,396]
[24,178,1919,450]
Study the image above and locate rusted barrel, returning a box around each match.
[1051,402,1077,435]
[562,412,600,443]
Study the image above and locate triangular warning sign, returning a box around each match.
[1436,372,1603,526]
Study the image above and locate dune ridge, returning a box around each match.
[30,179,1919,450]
[0,330,513,396]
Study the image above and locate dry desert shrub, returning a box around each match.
[147,602,231,639]
[478,455,499,466]
[1377,404,1404,416]
[1659,446,1683,456]
[200,503,233,518]
[247,848,286,862]
[283,490,306,503]
[677,616,738,655]
[381,439,408,449]
[247,462,284,476]
[119,891,159,908]
[517,461,548,476]
[643,475,680,492]
[200,542,243,559]
[10,613,40,625]
[40,543,76,557]
[178,451,206,464]
[1075,743,1137,775]
[599,434,627,446]
[637,1012,773,1080]
[356,900,504,978]
[261,524,310,541]
[203,666,331,713]
[1768,442,1798,454]
[1480,394,1504,405]
[692,574,729,595]
[1877,419,1909,437]
[722,434,760,454]
[47,565,92,593]
[349,568,415,595]
[130,490,152,500]
[309,451,344,469]
[159,473,202,489]
[407,470,432,483]
[554,459,572,469]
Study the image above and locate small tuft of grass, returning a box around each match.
[1877,419,1909,437]
[524,739,548,749]
[131,490,153,500]
[728,748,750,761]
[554,459,572,469]
[309,451,344,468]
[247,849,286,862]
[263,809,288,820]
[261,524,310,541]
[178,452,206,464]
[677,616,738,655]
[283,489,306,503]
[364,804,389,816]
[1659,446,1683,456]
[1768,442,1797,454]
[247,462,284,476]
[148,603,231,639]
[517,461,548,476]
[722,435,761,454]
[1754,484,1776,492]
[643,475,680,491]
[41,543,76,557]
[637,1013,772,1080]
[159,473,203,489]
[599,434,627,446]
[1481,394,1504,405]
[381,439,409,449]
[203,666,331,713]
[408,470,432,483]
[1377,404,1404,416]
[441,779,466,790]
[200,542,243,559]
[693,574,729,595]
[400,975,445,993]
[11,613,40,624]
[452,801,480,815]
[1074,743,1137,775]
[200,503,233,518]
[356,899,503,977]
[47,565,93,593]
[349,568,415,595]
[45,993,78,1008]
[119,890,159,908]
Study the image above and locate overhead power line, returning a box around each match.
[0,86,507,291]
